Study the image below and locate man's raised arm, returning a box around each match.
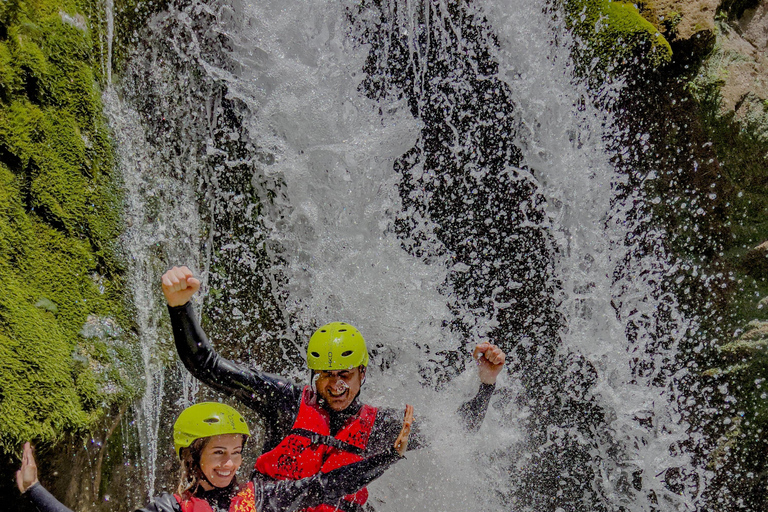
[162,266,302,421]
[457,341,505,432]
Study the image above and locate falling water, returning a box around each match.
[480,1,704,508]
[102,84,202,497]
[105,0,113,84]
[110,0,705,508]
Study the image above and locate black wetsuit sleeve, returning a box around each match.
[366,408,427,453]
[254,448,403,512]
[168,302,302,426]
[456,382,496,432]
[24,485,180,512]
[24,483,73,512]
[136,493,182,512]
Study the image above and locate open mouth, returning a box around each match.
[327,388,348,398]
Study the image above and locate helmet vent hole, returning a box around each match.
[311,351,320,357]
[341,350,353,357]
[203,418,220,424]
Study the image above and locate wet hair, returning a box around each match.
[176,435,246,496]
[177,437,209,495]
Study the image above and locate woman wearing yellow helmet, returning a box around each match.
[16,402,414,512]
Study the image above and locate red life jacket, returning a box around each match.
[174,482,255,512]
[254,386,378,512]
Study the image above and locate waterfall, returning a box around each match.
[477,2,704,510]
[102,83,202,497]
[105,0,113,84]
[109,0,705,508]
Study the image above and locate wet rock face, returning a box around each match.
[737,1,768,49]
[654,0,719,40]
[717,3,768,131]
[656,0,768,136]
[742,240,768,279]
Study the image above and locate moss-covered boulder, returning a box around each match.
[0,0,139,455]
[561,0,673,72]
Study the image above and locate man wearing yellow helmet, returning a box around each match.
[162,265,506,512]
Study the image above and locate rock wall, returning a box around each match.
[659,0,768,138]
[628,0,768,509]
[0,0,145,507]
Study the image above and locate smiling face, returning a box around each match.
[197,434,244,490]
[314,367,365,412]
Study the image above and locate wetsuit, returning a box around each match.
[22,447,403,512]
[169,302,496,458]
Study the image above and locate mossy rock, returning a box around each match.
[0,0,139,453]
[562,0,673,72]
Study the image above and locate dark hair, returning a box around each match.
[177,437,209,495]
[176,435,246,496]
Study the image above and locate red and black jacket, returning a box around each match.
[255,387,377,512]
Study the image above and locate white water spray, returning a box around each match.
[103,85,202,497]
[481,0,705,508]
[109,0,705,508]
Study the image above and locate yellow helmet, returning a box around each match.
[306,322,369,371]
[173,402,250,457]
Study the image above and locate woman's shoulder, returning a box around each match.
[137,492,181,512]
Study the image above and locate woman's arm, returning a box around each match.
[254,449,403,512]
[24,484,75,512]
[17,443,180,512]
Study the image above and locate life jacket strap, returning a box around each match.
[291,428,365,456]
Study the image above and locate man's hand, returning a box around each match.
[16,442,38,493]
[393,404,414,456]
[161,266,201,307]
[473,342,506,385]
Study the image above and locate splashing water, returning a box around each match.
[479,2,704,508]
[102,85,202,497]
[109,0,706,509]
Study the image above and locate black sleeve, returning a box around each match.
[136,493,182,512]
[367,382,496,453]
[366,407,427,453]
[254,448,403,512]
[168,302,303,425]
[24,483,73,512]
[456,382,496,433]
[24,485,180,512]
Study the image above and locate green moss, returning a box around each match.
[0,0,138,453]
[562,0,672,73]
[688,50,768,506]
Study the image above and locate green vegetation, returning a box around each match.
[562,0,673,72]
[0,0,139,454]
[693,85,768,510]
